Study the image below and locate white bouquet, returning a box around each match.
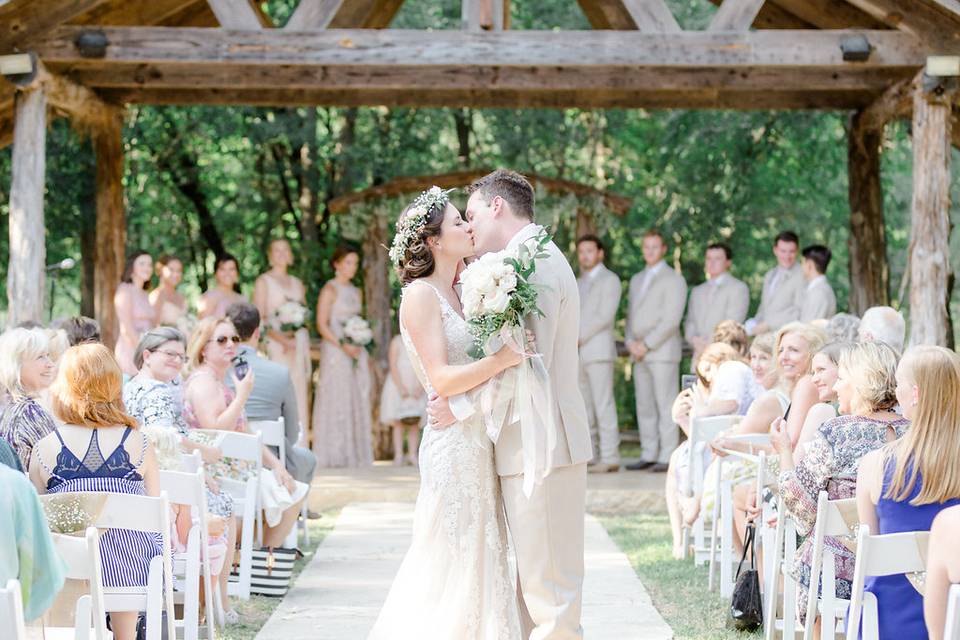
[342,315,374,350]
[460,229,551,359]
[272,301,309,334]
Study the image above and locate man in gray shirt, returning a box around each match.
[226,302,317,484]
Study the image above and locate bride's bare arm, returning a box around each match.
[400,284,520,397]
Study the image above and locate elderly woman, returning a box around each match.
[0,327,58,470]
[773,341,908,623]
[29,344,160,640]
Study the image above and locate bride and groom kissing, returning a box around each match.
[367,170,593,640]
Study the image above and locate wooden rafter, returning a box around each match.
[328,0,406,28]
[766,0,888,29]
[205,0,264,29]
[709,0,768,31]
[0,0,111,51]
[841,0,960,51]
[68,0,210,27]
[285,0,346,30]
[620,0,681,32]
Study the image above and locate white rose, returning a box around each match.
[498,272,517,292]
[486,288,511,314]
[462,290,482,318]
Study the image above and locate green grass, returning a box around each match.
[601,512,760,640]
[218,510,339,640]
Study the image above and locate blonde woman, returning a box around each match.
[29,344,160,640]
[793,341,846,461]
[253,239,311,437]
[773,341,907,623]
[0,328,58,469]
[773,322,827,447]
[857,346,960,639]
[926,505,960,640]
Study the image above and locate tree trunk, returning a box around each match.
[907,80,955,347]
[454,109,471,167]
[7,87,47,328]
[847,110,889,316]
[93,107,126,349]
[576,206,597,240]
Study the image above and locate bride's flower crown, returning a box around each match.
[389,186,454,267]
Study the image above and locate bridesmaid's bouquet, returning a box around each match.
[460,229,551,359]
[272,301,309,334]
[342,315,374,354]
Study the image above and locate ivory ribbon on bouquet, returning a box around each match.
[479,321,558,498]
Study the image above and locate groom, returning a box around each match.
[430,169,592,639]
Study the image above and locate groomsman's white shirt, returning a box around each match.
[753,263,805,330]
[799,274,837,322]
[626,261,687,363]
[684,273,750,345]
[578,263,621,364]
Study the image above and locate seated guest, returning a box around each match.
[183,318,307,548]
[0,328,58,469]
[746,230,805,336]
[29,344,160,640]
[857,346,960,640]
[0,437,22,471]
[684,243,750,364]
[225,302,318,483]
[53,316,101,346]
[773,322,827,447]
[926,505,960,640]
[794,342,845,461]
[859,306,906,353]
[0,464,67,621]
[826,312,860,344]
[773,341,907,624]
[799,245,836,322]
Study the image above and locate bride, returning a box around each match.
[367,188,523,639]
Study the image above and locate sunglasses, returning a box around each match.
[211,335,241,345]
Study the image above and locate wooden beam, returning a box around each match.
[847,109,890,315]
[205,0,263,29]
[0,0,110,52]
[908,71,956,346]
[858,76,913,130]
[68,0,207,27]
[709,0,768,31]
[7,87,47,327]
[21,63,117,134]
[463,0,507,31]
[768,0,889,28]
[842,0,960,52]
[621,0,681,32]
[705,0,814,29]
[93,107,126,350]
[328,0,406,28]
[285,0,346,30]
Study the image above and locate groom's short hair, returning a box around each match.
[468,169,535,221]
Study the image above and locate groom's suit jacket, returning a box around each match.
[495,224,593,477]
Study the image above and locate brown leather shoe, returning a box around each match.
[588,463,621,474]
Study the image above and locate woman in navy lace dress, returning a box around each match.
[30,343,160,640]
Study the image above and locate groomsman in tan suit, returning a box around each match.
[576,235,622,474]
[799,244,837,322]
[684,242,750,364]
[624,230,687,472]
[746,230,805,336]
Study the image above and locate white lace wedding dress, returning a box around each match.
[367,281,521,640]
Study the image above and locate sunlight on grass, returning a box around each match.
[601,512,760,640]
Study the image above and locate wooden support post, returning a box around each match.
[462,0,506,31]
[846,110,889,316]
[93,107,126,349]
[7,87,47,327]
[908,74,956,347]
[363,214,392,459]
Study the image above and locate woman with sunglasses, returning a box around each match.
[183,317,307,619]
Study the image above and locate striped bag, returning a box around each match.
[230,546,298,597]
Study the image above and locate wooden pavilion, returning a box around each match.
[0,0,958,346]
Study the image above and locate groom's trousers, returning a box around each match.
[501,462,587,640]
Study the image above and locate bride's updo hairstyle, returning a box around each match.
[391,186,454,285]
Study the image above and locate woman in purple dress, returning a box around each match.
[857,345,960,639]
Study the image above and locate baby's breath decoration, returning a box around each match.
[40,493,108,535]
[388,186,454,267]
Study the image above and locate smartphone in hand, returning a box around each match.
[681,373,697,392]
[233,355,249,380]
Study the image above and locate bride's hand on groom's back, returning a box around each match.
[427,393,457,430]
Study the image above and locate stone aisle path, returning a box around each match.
[256,502,673,639]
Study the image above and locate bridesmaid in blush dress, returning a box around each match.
[114,251,156,377]
[149,255,189,328]
[197,253,247,320]
[253,239,312,442]
[311,247,373,467]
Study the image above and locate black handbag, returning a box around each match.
[727,523,763,632]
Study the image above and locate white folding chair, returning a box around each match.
[803,492,858,640]
[0,579,28,640]
[944,584,960,640]
[249,418,311,549]
[682,415,739,564]
[159,456,217,640]
[42,527,111,640]
[199,429,262,600]
[845,525,929,640]
[764,499,801,640]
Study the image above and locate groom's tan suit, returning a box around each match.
[454,223,592,639]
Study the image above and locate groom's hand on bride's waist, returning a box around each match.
[427,393,457,429]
